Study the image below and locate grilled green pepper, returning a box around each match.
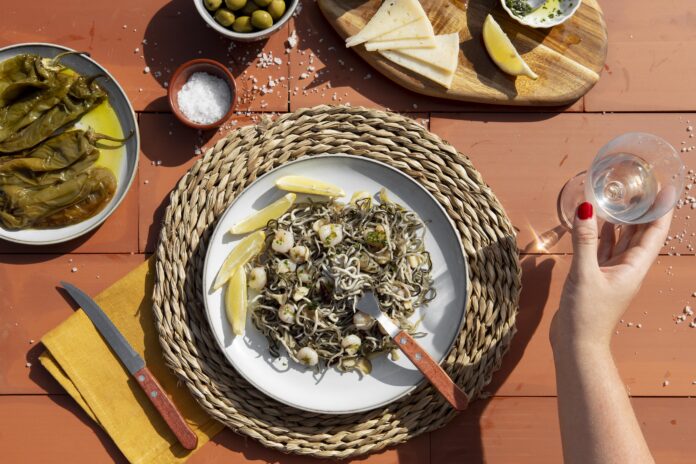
[0,166,116,229]
[0,75,107,153]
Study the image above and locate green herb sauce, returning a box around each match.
[505,0,533,16]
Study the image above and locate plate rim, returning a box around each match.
[0,42,140,245]
[202,153,469,414]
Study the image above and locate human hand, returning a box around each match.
[550,202,673,352]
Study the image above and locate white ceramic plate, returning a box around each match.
[203,155,468,414]
[0,43,139,245]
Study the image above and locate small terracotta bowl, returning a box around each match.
[168,59,237,130]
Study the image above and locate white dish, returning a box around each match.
[0,43,139,246]
[203,155,469,414]
[501,0,582,29]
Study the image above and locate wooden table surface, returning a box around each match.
[2,0,696,462]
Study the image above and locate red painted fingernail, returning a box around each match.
[577,202,593,220]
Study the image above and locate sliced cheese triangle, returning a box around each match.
[346,0,428,48]
[380,50,455,89]
[370,16,435,42]
[383,33,460,73]
[365,37,436,51]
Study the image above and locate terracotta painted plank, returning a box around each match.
[4,253,696,398]
[0,0,289,112]
[138,112,429,253]
[3,395,694,464]
[0,172,139,254]
[190,427,430,463]
[585,0,696,111]
[430,113,696,254]
[288,3,583,112]
[0,254,146,394]
[0,394,429,463]
[490,255,696,397]
[0,395,127,463]
[138,113,258,253]
[431,397,696,464]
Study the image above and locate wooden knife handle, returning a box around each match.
[133,366,198,450]
[393,330,469,411]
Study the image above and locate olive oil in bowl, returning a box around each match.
[76,100,126,181]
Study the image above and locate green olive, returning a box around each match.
[214,8,236,26]
[224,0,246,11]
[204,0,223,11]
[251,9,274,29]
[267,0,286,20]
[240,1,259,14]
[232,16,254,33]
[252,0,272,7]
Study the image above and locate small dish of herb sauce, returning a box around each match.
[500,0,583,29]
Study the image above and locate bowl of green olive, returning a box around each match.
[195,0,297,41]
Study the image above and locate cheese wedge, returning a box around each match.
[382,33,460,73]
[380,50,455,89]
[346,0,428,48]
[370,16,435,42]
[365,37,436,51]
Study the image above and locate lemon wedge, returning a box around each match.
[213,230,265,291]
[350,191,372,205]
[225,267,247,336]
[229,193,296,234]
[482,14,538,80]
[275,175,345,197]
[378,188,391,204]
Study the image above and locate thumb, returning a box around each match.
[571,202,599,279]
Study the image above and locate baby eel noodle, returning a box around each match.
[248,198,435,374]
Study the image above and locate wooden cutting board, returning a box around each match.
[317,0,608,106]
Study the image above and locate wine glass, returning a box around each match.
[558,132,685,229]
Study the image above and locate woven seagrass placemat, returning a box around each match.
[152,105,521,459]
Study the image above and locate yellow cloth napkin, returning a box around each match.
[39,258,224,464]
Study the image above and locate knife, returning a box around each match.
[358,291,469,411]
[60,281,198,450]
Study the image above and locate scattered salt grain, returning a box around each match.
[663,380,670,386]
[29,339,34,344]
[71,267,78,273]
[25,362,32,368]
[287,30,298,49]
[143,66,150,74]
[177,72,231,125]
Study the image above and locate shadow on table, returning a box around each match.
[142,0,269,109]
[401,253,556,462]
[0,228,99,261]
[46,394,128,463]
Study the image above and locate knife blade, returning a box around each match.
[358,291,469,411]
[60,281,198,450]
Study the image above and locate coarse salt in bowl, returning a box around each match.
[178,72,231,125]
[168,59,237,130]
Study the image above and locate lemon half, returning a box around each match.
[482,14,538,80]
[225,267,247,336]
[213,230,265,290]
[229,193,296,234]
[275,175,345,197]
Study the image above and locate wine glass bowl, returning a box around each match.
[559,132,685,228]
